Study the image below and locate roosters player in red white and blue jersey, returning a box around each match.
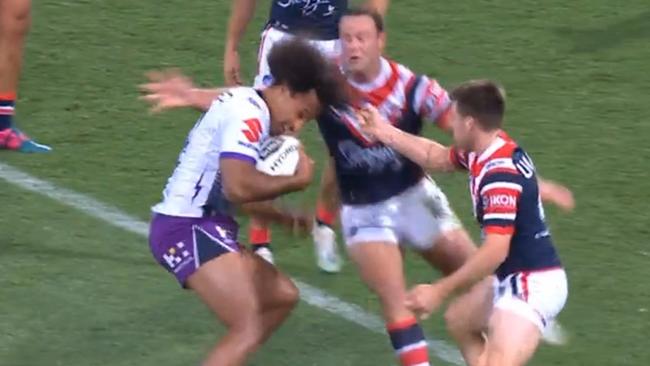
[357,80,574,366]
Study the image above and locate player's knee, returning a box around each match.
[228,318,267,353]
[0,3,31,37]
[485,344,516,366]
[276,276,300,310]
[444,302,470,338]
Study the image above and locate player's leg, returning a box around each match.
[0,0,50,152]
[246,250,300,341]
[248,217,274,263]
[483,308,541,366]
[187,252,268,366]
[403,178,490,364]
[149,214,297,366]
[347,240,431,366]
[312,158,342,272]
[188,251,299,366]
[444,278,494,366]
[484,269,568,366]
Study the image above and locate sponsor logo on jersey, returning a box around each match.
[242,118,263,143]
[337,140,403,173]
[486,194,517,208]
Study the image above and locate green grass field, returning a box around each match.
[1,0,649,365]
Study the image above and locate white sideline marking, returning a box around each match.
[0,162,464,365]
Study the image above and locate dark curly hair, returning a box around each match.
[267,37,349,108]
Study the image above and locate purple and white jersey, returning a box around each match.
[152,88,270,218]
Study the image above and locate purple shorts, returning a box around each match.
[148,213,241,287]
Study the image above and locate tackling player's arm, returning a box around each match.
[358,105,457,171]
[224,0,257,85]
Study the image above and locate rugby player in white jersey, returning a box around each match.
[145,38,346,366]
[356,80,574,366]
[223,0,389,272]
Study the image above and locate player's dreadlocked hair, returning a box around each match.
[267,37,349,109]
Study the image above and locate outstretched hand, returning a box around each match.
[139,69,197,113]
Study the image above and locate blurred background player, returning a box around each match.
[357,80,572,366]
[223,0,390,272]
[145,39,347,366]
[0,0,50,152]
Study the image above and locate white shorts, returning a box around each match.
[254,26,341,89]
[340,177,462,251]
[493,268,568,332]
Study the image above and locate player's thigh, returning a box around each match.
[445,277,494,335]
[347,241,407,311]
[485,308,541,366]
[420,227,476,275]
[245,251,299,310]
[400,179,474,273]
[187,251,261,329]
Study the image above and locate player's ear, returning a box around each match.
[378,31,386,51]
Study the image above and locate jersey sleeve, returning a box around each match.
[411,76,452,127]
[218,102,269,165]
[448,146,469,170]
[480,174,523,235]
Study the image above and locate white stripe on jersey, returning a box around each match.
[480,181,523,195]
[484,213,517,221]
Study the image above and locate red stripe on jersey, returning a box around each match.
[386,317,418,331]
[449,147,468,169]
[484,225,515,235]
[358,61,400,107]
[398,345,429,366]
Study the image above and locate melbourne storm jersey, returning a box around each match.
[450,133,562,279]
[268,0,348,40]
[152,88,270,218]
[318,58,451,205]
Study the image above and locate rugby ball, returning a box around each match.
[256,135,301,176]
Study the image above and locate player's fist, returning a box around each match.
[356,105,392,142]
[405,283,447,320]
[293,147,315,190]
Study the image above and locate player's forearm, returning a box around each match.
[378,125,454,172]
[438,234,509,295]
[240,200,294,226]
[225,0,257,51]
[225,171,305,203]
[190,88,228,111]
